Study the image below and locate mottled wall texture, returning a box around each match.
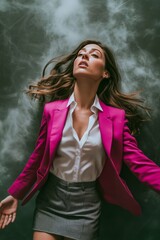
[0,0,160,239]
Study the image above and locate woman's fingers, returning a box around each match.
[0,214,5,228]
[0,214,9,229]
[12,212,16,223]
[5,214,13,226]
[0,212,16,229]
[2,214,9,229]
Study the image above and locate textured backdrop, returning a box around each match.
[0,0,160,239]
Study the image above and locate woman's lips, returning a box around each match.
[78,61,88,67]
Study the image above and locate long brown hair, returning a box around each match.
[26,40,150,134]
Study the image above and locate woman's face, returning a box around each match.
[73,44,107,82]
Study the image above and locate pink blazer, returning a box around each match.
[8,99,160,216]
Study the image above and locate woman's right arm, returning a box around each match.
[0,104,49,229]
[0,195,18,229]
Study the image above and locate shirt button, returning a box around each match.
[76,151,80,156]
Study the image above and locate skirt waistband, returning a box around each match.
[49,173,97,188]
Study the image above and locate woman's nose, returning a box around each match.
[82,53,89,60]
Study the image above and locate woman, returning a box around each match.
[0,40,160,240]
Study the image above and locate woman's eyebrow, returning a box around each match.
[79,48,102,56]
[91,48,102,56]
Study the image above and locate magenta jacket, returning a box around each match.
[8,99,160,216]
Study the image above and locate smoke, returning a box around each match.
[0,0,159,178]
[0,0,9,12]
[0,0,160,239]
[0,0,159,176]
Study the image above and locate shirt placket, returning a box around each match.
[70,107,97,181]
[73,145,81,181]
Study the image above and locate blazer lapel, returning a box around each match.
[99,112,113,158]
[99,101,113,158]
[49,100,69,160]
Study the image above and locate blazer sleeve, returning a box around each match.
[123,116,160,193]
[8,104,48,199]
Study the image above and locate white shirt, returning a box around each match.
[50,93,106,182]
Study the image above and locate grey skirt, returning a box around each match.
[33,173,101,240]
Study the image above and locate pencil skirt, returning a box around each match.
[32,173,101,240]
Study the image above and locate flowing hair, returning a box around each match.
[26,39,150,134]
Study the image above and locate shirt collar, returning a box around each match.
[67,93,103,112]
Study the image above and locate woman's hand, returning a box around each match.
[0,195,18,229]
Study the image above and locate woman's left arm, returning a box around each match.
[123,117,160,193]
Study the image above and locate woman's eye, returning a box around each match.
[92,54,99,58]
[77,53,83,57]
[77,53,99,58]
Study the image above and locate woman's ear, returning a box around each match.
[103,71,110,79]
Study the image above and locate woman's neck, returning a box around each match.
[73,82,98,110]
